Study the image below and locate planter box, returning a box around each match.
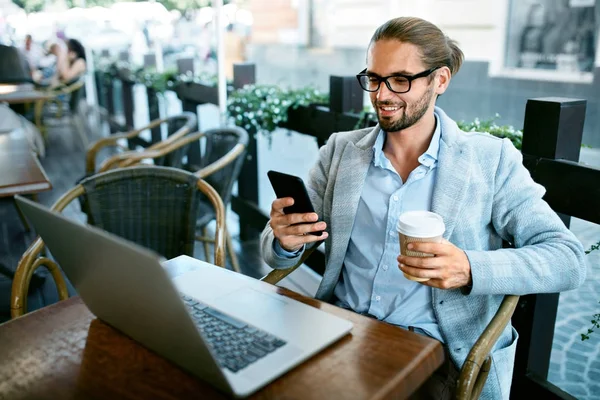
[175,82,219,106]
[282,105,373,144]
[117,68,135,84]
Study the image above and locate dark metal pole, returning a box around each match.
[147,87,161,145]
[232,63,257,241]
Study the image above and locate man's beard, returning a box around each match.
[374,84,435,132]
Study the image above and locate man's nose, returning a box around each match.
[376,81,395,101]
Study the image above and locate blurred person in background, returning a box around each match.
[21,34,44,76]
[49,38,87,86]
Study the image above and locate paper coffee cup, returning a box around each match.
[397,211,445,282]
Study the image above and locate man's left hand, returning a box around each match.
[397,239,472,290]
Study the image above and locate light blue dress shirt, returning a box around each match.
[333,115,443,342]
[275,114,443,342]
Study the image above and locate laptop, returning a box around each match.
[15,195,353,398]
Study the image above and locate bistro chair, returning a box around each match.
[190,126,248,273]
[33,79,85,140]
[11,166,226,318]
[260,242,519,400]
[38,78,85,119]
[72,101,130,149]
[85,112,197,175]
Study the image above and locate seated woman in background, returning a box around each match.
[49,38,87,85]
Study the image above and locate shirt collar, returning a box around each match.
[372,113,441,169]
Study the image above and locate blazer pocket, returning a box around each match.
[489,326,519,400]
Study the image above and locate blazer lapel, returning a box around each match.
[322,141,372,288]
[431,139,472,239]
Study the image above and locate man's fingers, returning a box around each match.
[397,255,439,269]
[398,264,437,280]
[288,212,319,225]
[407,241,450,256]
[284,221,327,236]
[280,231,328,251]
[305,231,328,242]
[271,212,319,229]
[271,197,295,216]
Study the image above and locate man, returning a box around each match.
[21,35,43,75]
[260,16,587,400]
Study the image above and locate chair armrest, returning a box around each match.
[194,143,246,179]
[259,240,324,285]
[196,179,227,267]
[98,131,206,172]
[86,129,151,174]
[11,251,69,319]
[456,294,520,400]
[10,185,85,318]
[85,113,197,174]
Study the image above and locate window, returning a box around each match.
[502,0,597,82]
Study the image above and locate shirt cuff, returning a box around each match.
[273,240,303,259]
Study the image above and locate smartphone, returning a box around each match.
[267,170,323,236]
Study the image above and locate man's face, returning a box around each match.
[366,40,436,133]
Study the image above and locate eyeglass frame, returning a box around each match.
[355,66,441,94]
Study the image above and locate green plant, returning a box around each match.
[456,114,523,150]
[177,71,220,87]
[134,68,179,93]
[581,241,600,341]
[581,305,600,341]
[226,84,329,136]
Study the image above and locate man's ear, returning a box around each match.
[435,66,452,96]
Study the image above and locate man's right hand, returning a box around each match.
[269,197,328,252]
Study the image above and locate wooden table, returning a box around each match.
[0,129,51,231]
[0,259,445,400]
[0,83,54,135]
[0,134,51,198]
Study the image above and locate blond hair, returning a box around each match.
[370,17,464,76]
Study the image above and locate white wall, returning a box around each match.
[328,0,502,62]
[320,0,599,77]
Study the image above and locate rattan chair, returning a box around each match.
[190,126,248,273]
[260,243,519,400]
[34,79,85,135]
[85,112,198,175]
[11,166,226,318]
[39,78,86,119]
[72,102,130,149]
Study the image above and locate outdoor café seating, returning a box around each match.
[1,4,598,398]
[191,126,248,273]
[84,112,198,175]
[11,166,226,318]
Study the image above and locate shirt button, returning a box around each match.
[375,296,381,301]
[389,230,395,236]
[393,195,399,201]
[382,265,389,271]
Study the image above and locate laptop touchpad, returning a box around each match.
[213,287,288,321]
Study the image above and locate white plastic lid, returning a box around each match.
[397,211,445,238]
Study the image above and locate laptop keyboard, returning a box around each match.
[181,294,287,373]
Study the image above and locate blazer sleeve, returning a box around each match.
[464,138,587,295]
[260,133,337,269]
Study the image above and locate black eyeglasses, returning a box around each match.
[356,67,440,94]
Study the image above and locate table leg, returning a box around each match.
[34,100,47,141]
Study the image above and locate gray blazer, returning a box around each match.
[260,106,586,399]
